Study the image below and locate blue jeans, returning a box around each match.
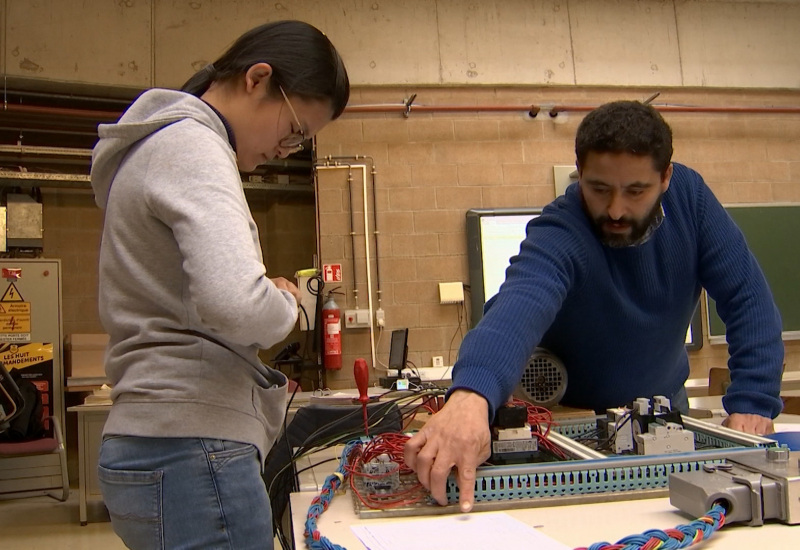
[98,436,273,550]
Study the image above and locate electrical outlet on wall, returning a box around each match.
[432,356,444,368]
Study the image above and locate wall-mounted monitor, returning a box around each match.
[466,207,703,351]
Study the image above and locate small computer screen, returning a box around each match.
[388,328,408,370]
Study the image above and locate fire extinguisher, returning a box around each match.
[322,292,342,370]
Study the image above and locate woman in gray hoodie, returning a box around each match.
[91,20,349,549]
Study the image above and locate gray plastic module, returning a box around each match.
[669,449,800,526]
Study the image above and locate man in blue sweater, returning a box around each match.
[405,100,784,513]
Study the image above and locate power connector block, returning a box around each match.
[375,308,385,327]
[379,370,421,390]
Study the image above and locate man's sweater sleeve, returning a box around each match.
[449,216,586,420]
[693,173,783,418]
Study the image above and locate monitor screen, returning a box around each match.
[388,328,409,370]
[465,208,702,350]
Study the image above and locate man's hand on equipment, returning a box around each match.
[723,412,774,436]
[403,389,491,513]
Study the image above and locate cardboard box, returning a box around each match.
[64,333,109,380]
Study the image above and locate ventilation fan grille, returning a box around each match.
[517,350,567,407]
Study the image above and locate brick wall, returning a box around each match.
[37,85,800,391]
[316,86,800,388]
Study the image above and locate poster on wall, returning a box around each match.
[0,342,54,435]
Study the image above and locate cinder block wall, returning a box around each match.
[316,86,800,388]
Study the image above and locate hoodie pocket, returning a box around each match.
[251,374,288,445]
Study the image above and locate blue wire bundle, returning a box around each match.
[304,441,361,550]
[581,502,727,550]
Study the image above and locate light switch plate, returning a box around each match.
[553,165,578,197]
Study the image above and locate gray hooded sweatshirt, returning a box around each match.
[91,88,295,462]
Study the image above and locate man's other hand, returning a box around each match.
[403,390,491,512]
[722,412,774,436]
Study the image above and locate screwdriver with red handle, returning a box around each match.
[353,357,370,435]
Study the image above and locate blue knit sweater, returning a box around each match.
[452,163,784,420]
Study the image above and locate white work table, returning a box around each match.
[289,491,795,549]
[289,417,800,549]
[67,404,112,525]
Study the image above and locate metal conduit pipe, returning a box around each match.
[346,167,359,308]
[369,162,382,312]
[314,163,377,372]
[319,155,383,312]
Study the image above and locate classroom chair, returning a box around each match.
[0,362,69,502]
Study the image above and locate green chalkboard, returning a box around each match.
[707,204,800,342]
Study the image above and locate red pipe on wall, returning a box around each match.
[346,103,800,115]
[3,103,121,120]
[4,100,800,119]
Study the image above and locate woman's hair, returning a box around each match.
[181,20,350,119]
[575,100,673,176]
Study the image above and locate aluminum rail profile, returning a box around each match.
[682,416,775,447]
[545,429,606,460]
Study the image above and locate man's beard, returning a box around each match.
[583,193,665,248]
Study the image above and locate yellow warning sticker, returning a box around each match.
[0,301,31,333]
[1,282,25,302]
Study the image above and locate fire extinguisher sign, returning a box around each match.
[322,264,343,283]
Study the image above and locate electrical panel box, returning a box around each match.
[6,194,43,249]
[0,259,64,497]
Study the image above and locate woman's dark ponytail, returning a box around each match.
[181,64,218,97]
[180,21,350,119]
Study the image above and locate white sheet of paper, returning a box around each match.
[350,511,569,550]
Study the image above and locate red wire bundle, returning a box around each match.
[347,433,429,509]
[511,398,568,459]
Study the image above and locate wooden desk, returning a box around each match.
[67,404,111,525]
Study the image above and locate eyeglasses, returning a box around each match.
[278,85,305,152]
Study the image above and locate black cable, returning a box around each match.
[291,389,441,459]
[297,302,315,365]
[447,300,466,366]
[268,387,445,543]
[272,381,302,547]
[405,359,421,378]
[306,275,323,297]
[298,304,311,334]
[598,411,633,451]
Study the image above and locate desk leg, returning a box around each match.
[77,411,88,526]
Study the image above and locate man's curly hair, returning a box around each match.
[575,100,673,176]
